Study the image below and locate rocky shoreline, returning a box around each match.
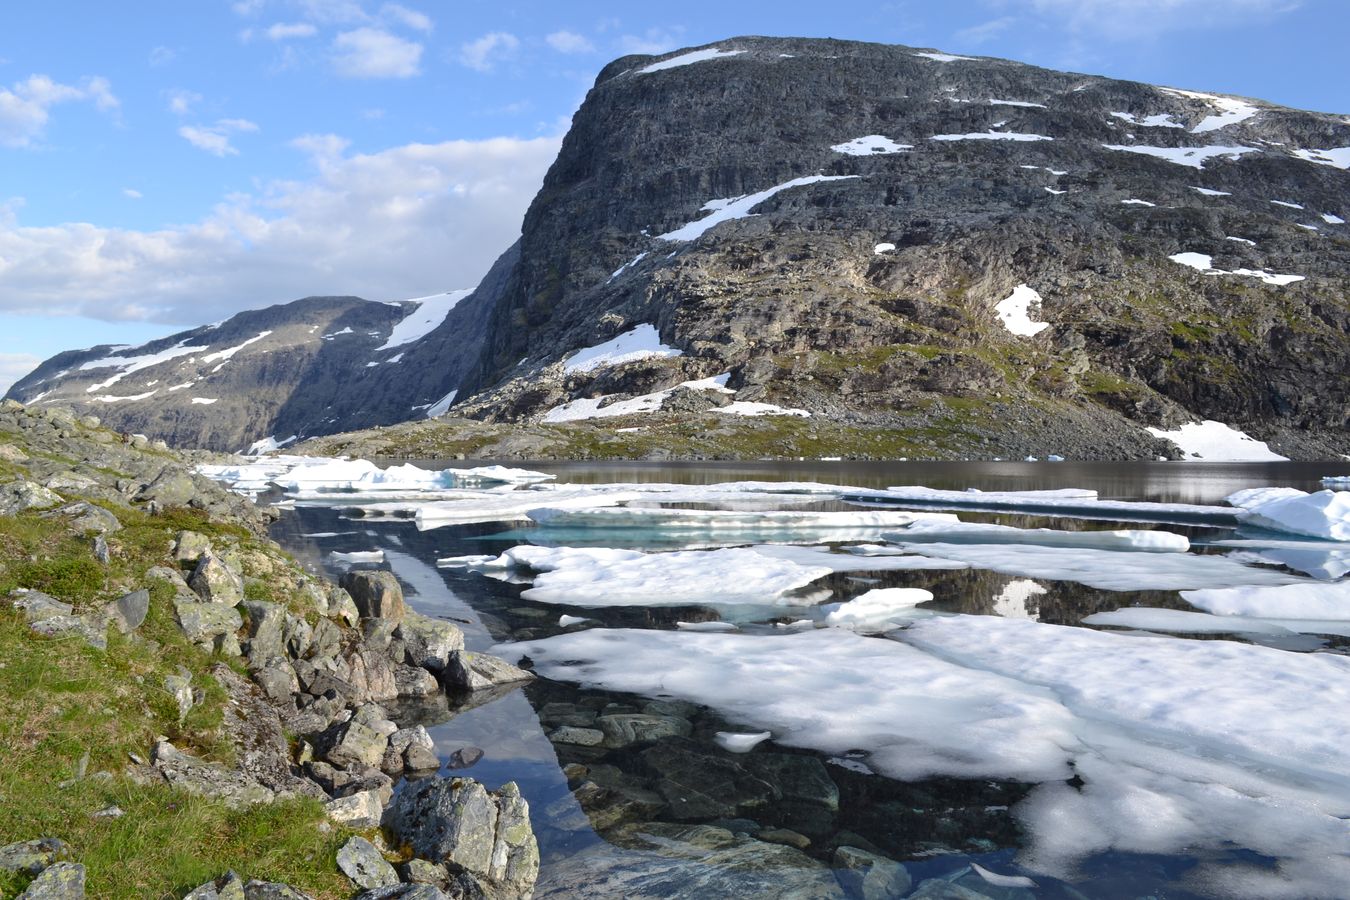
[0,399,542,899]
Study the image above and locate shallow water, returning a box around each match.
[269,461,1350,899]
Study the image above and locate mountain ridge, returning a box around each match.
[9,36,1350,458]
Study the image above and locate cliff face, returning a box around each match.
[12,37,1350,457]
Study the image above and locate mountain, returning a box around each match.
[10,37,1350,458]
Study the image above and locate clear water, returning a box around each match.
[269,461,1350,899]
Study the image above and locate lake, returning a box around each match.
[263,460,1350,899]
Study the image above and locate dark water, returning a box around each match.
[271,461,1350,899]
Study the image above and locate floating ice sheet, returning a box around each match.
[891,542,1305,591]
[847,485,1239,526]
[1229,488,1350,541]
[823,588,935,633]
[1182,581,1350,620]
[526,506,955,533]
[463,545,834,607]
[883,520,1189,552]
[199,455,554,497]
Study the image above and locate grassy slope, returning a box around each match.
[0,438,352,897]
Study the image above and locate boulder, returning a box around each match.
[339,571,406,621]
[189,552,244,605]
[336,836,399,891]
[42,501,121,534]
[17,861,85,898]
[184,871,248,900]
[314,720,388,770]
[151,740,274,808]
[834,846,912,899]
[354,885,455,900]
[29,615,107,651]
[238,600,287,668]
[105,589,149,634]
[396,614,464,672]
[397,859,452,890]
[242,881,315,900]
[394,664,440,698]
[327,587,360,626]
[0,480,62,515]
[442,651,534,693]
[0,443,28,462]
[385,778,539,899]
[9,590,73,623]
[174,530,213,563]
[0,838,69,876]
[173,600,243,646]
[325,790,384,829]
[136,468,197,507]
[640,741,779,820]
[164,674,195,722]
[213,664,327,801]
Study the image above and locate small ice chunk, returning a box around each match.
[559,614,590,627]
[677,621,739,632]
[1231,489,1350,541]
[714,731,772,753]
[823,587,934,633]
[970,863,1036,889]
[886,520,1190,552]
[331,550,384,563]
[1183,582,1350,620]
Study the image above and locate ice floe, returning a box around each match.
[890,542,1305,591]
[831,135,911,155]
[1101,144,1257,168]
[527,506,950,533]
[847,485,1241,526]
[376,290,471,351]
[751,543,971,573]
[563,324,682,374]
[637,47,745,75]
[454,545,833,607]
[884,520,1190,552]
[1227,488,1350,541]
[330,550,384,564]
[823,587,935,632]
[1182,581,1350,621]
[198,455,553,499]
[1145,419,1288,461]
[993,284,1050,336]
[658,175,858,242]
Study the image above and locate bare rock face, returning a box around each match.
[340,571,407,622]
[384,778,539,899]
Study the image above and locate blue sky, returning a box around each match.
[1,0,1346,391]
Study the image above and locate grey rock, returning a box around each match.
[29,614,107,651]
[324,789,384,828]
[759,828,811,850]
[173,599,243,645]
[151,740,274,808]
[0,442,28,462]
[90,805,124,820]
[174,529,213,563]
[404,743,441,774]
[442,651,534,693]
[744,753,839,811]
[314,720,388,769]
[189,552,244,605]
[17,861,85,898]
[0,838,69,876]
[549,726,605,746]
[340,571,406,621]
[238,600,287,668]
[9,590,73,623]
[184,871,247,900]
[106,588,149,634]
[164,674,195,722]
[385,778,539,898]
[596,713,691,749]
[394,664,440,698]
[309,617,343,660]
[355,886,452,900]
[641,741,778,820]
[91,534,110,565]
[242,881,316,900]
[42,501,121,534]
[336,836,399,891]
[0,480,62,515]
[252,663,299,704]
[534,822,841,899]
[834,846,912,899]
[397,858,451,889]
[396,613,465,672]
[327,587,360,626]
[136,468,197,507]
[907,879,999,900]
[213,664,327,800]
[447,747,483,769]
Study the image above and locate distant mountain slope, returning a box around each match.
[11,37,1350,457]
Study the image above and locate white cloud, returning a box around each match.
[166,88,202,115]
[616,27,685,56]
[546,30,595,54]
[232,0,266,15]
[956,16,1017,45]
[267,21,318,40]
[178,118,258,156]
[1021,0,1299,37]
[0,75,121,148]
[0,135,561,327]
[123,188,143,199]
[149,46,176,66]
[380,3,432,32]
[290,131,351,166]
[0,353,41,395]
[333,27,422,78]
[459,31,519,72]
[297,0,369,23]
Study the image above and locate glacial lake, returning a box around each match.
[265,460,1350,900]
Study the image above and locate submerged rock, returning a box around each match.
[442,651,534,692]
[833,846,912,899]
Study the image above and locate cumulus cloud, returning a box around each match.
[266,21,318,40]
[333,27,422,78]
[459,32,519,72]
[0,353,42,396]
[178,118,259,156]
[546,30,595,54]
[0,75,120,148]
[380,3,431,32]
[1020,0,1299,37]
[123,188,143,199]
[0,134,561,326]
